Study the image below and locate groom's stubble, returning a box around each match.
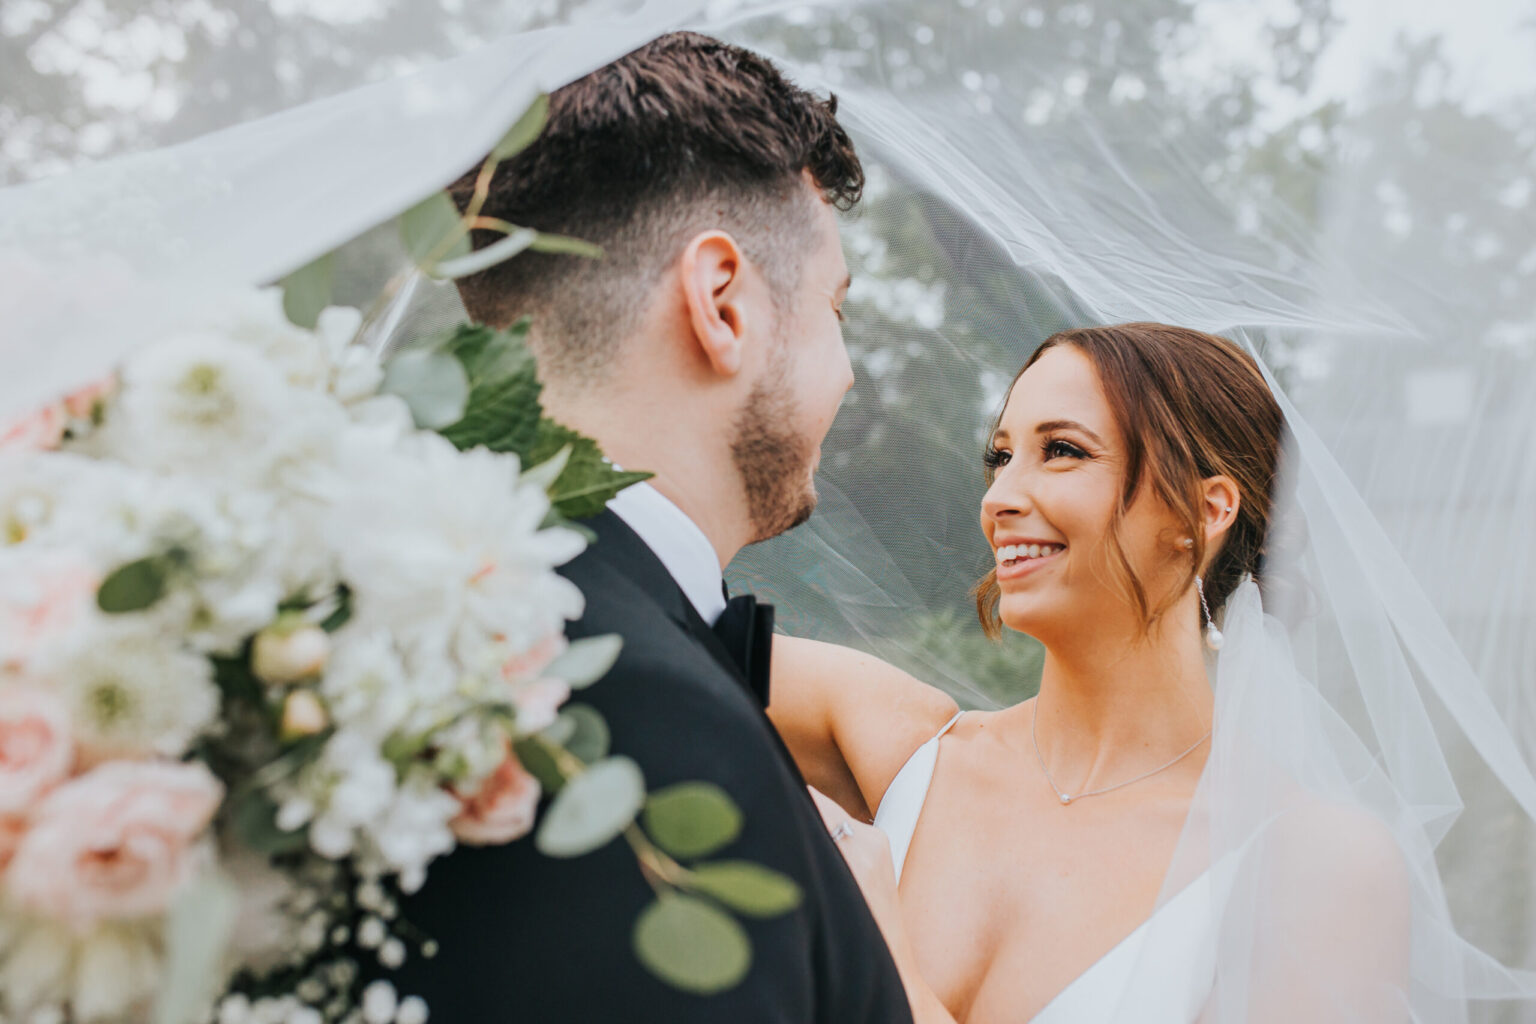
[732,337,819,544]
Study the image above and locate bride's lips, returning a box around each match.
[994,539,1065,581]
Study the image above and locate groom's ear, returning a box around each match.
[679,230,750,377]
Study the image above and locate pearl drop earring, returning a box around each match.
[1195,575,1223,651]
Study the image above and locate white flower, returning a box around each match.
[221,847,305,976]
[334,437,585,659]
[42,621,218,761]
[288,729,397,860]
[360,981,398,1024]
[0,920,161,1024]
[319,632,419,743]
[367,772,459,894]
[69,925,162,1023]
[105,333,291,478]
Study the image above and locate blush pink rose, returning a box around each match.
[501,632,565,685]
[0,404,66,453]
[6,759,223,932]
[62,375,116,420]
[0,556,100,674]
[0,688,73,818]
[450,749,541,846]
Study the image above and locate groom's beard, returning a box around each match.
[731,360,818,545]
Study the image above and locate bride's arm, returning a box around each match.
[769,635,958,820]
[809,787,961,1024]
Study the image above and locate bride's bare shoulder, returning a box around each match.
[772,635,960,808]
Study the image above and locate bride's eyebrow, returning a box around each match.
[1035,419,1105,446]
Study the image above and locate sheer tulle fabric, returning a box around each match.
[2,1,1533,1019]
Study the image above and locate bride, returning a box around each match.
[769,321,1408,1023]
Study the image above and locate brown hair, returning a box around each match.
[975,323,1283,638]
[451,31,864,383]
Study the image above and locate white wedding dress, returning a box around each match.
[874,712,1220,1023]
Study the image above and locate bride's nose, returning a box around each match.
[981,475,1031,523]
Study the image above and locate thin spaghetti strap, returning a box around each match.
[932,709,966,742]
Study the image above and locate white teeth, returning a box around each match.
[997,542,1063,565]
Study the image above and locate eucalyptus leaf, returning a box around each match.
[512,734,566,793]
[280,252,335,329]
[687,861,802,917]
[633,893,752,995]
[546,634,623,689]
[535,755,644,858]
[527,232,604,259]
[382,348,471,429]
[643,782,743,860]
[434,227,538,279]
[400,191,471,268]
[555,703,610,764]
[97,555,171,613]
[491,92,550,161]
[153,873,240,1024]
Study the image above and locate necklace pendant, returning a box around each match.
[1059,793,1072,805]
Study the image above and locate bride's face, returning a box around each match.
[981,345,1184,644]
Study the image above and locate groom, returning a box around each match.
[391,32,913,1023]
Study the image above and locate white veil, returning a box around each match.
[3,1,1534,1019]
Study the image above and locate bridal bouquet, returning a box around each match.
[0,287,653,1023]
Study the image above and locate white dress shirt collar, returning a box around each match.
[607,481,728,626]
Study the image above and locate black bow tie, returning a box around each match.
[711,592,775,708]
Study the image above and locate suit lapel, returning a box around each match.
[580,510,747,688]
[577,509,810,790]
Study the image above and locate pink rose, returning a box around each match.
[0,688,73,818]
[501,632,565,684]
[62,375,116,420]
[501,633,570,734]
[0,555,100,675]
[0,404,65,453]
[450,748,541,846]
[6,759,223,932]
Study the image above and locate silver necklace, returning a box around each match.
[1031,702,1211,806]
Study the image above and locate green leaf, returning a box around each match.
[280,252,335,329]
[400,191,471,268]
[521,443,573,492]
[97,555,171,613]
[527,232,604,259]
[643,782,743,860]
[687,861,802,917]
[227,789,309,856]
[546,634,623,689]
[153,873,240,1024]
[434,227,538,279]
[382,347,471,429]
[554,703,609,764]
[512,733,567,793]
[532,418,653,519]
[436,322,545,454]
[317,584,353,633]
[491,93,550,161]
[210,651,266,710]
[535,755,644,858]
[633,893,752,994]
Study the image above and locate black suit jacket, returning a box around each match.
[390,510,914,1023]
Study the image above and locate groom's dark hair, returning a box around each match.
[450,31,863,383]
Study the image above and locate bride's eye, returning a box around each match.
[983,445,1011,470]
[1042,438,1089,461]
